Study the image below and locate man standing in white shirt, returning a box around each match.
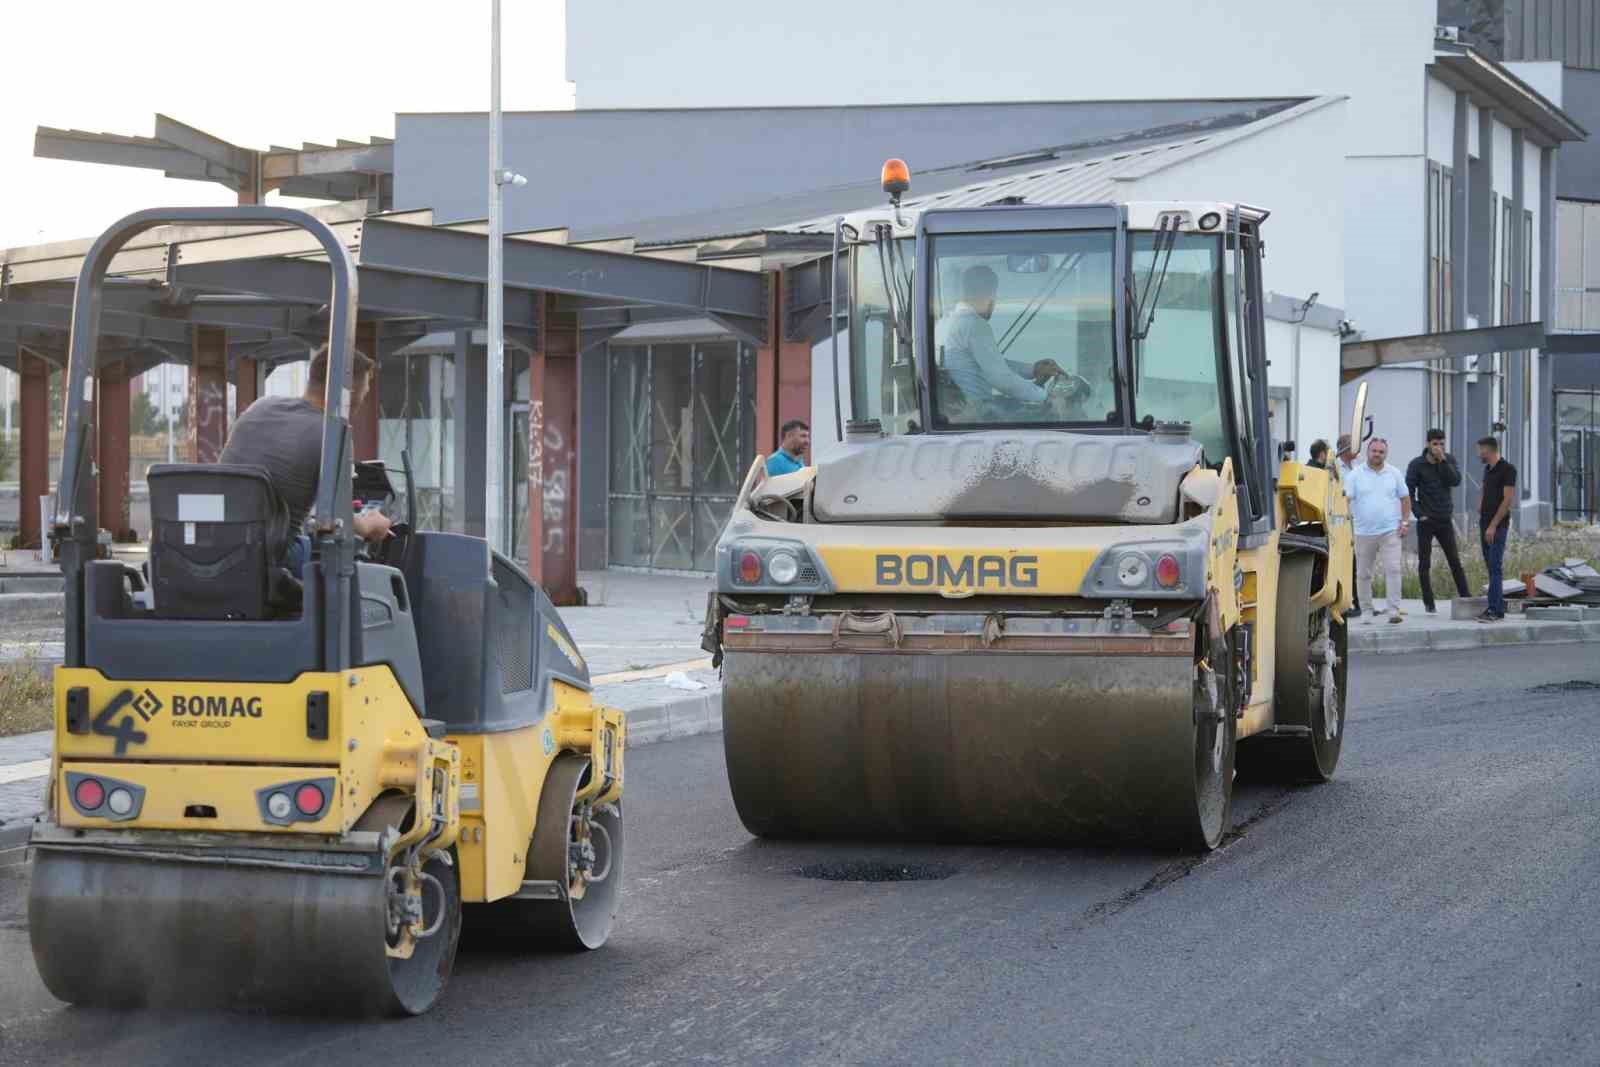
[1345,437,1412,623]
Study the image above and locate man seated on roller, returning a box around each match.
[220,345,392,571]
[937,265,1066,416]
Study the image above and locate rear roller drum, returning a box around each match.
[468,754,623,949]
[1237,554,1347,783]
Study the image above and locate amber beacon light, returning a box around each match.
[881,158,911,201]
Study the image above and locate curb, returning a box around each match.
[0,593,64,625]
[1351,618,1600,654]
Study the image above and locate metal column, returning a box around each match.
[536,295,580,605]
[190,326,229,463]
[352,321,379,461]
[452,329,486,538]
[96,361,133,542]
[235,356,260,414]
[1538,145,1557,526]
[17,352,51,550]
[1508,129,1527,525]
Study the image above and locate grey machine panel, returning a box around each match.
[812,430,1202,524]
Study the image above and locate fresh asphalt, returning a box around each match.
[1,642,1597,1066]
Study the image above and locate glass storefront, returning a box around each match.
[1556,389,1600,524]
[608,340,754,570]
[377,352,456,531]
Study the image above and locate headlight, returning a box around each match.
[1116,553,1149,588]
[767,550,800,585]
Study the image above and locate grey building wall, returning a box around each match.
[1505,0,1600,68]
[1557,68,1600,197]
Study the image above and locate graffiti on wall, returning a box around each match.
[542,418,567,559]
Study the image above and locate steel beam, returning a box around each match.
[33,127,213,182]
[0,299,190,348]
[356,217,767,320]
[1341,322,1546,378]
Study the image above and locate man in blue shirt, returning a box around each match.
[1345,437,1412,624]
[766,419,810,477]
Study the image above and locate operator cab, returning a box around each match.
[838,163,1276,534]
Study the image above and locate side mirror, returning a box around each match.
[1007,254,1052,274]
[1347,381,1369,453]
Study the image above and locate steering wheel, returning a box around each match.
[1039,371,1094,419]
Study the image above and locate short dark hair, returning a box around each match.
[780,419,809,437]
[1309,439,1329,460]
[307,344,375,386]
[1477,435,1500,451]
[1427,428,1446,442]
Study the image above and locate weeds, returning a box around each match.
[0,657,52,737]
[1369,524,1600,600]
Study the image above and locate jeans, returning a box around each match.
[1416,516,1470,611]
[1480,520,1509,617]
[1355,529,1404,614]
[284,535,311,575]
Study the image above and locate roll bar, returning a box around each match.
[53,206,360,668]
[55,206,359,539]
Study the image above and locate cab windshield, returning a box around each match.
[1129,232,1229,462]
[927,230,1118,429]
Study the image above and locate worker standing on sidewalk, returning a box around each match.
[1405,428,1470,614]
[1346,437,1412,624]
[1476,435,1518,624]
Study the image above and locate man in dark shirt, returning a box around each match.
[220,345,390,569]
[1404,428,1469,614]
[1474,435,1518,623]
[1307,439,1329,469]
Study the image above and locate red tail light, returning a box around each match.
[74,777,105,811]
[1155,554,1181,589]
[294,783,325,817]
[725,614,750,629]
[737,550,762,584]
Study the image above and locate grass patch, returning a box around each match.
[0,658,52,737]
[1370,524,1600,600]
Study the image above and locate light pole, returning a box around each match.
[1290,291,1319,451]
[486,0,527,555]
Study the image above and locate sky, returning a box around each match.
[0,0,572,248]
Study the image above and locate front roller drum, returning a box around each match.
[722,636,1235,850]
[28,845,460,1015]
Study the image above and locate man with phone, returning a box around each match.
[1404,429,1469,614]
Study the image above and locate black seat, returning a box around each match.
[147,464,290,620]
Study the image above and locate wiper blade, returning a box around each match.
[1132,216,1180,341]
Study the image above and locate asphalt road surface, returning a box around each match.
[2,643,1597,1065]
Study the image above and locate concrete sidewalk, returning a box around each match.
[1345,597,1600,653]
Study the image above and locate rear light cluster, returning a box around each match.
[1093,543,1194,596]
[64,771,144,822]
[256,777,335,827]
[729,541,821,589]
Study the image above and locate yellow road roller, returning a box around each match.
[704,167,1360,850]
[29,207,625,1015]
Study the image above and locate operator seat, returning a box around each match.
[146,464,291,620]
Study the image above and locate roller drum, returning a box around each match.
[723,644,1220,846]
[28,845,457,1014]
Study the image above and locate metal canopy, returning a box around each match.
[0,205,769,365]
[35,115,395,205]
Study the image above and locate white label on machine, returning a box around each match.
[177,494,225,523]
[459,783,481,812]
[183,522,196,545]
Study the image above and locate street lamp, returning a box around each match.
[484,0,526,556]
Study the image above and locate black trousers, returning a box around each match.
[1416,516,1470,610]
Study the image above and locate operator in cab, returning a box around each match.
[937,265,1063,414]
[219,345,391,570]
